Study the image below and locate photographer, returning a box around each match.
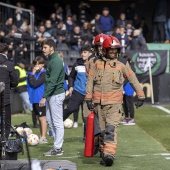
[0,43,18,138]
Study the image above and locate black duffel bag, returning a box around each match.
[0,133,24,160]
[5,138,23,153]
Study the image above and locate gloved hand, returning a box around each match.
[135,99,144,108]
[86,100,94,110]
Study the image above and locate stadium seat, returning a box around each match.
[57,43,69,51]
[68,50,81,67]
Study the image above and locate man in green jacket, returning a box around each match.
[39,39,65,156]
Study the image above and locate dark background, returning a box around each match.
[0,0,160,42]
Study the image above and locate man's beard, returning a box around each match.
[107,53,117,59]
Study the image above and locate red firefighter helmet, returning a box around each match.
[93,33,108,45]
[102,36,121,55]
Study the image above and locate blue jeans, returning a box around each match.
[165,18,170,40]
[19,91,33,112]
[46,93,65,149]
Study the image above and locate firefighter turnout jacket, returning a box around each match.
[85,56,145,105]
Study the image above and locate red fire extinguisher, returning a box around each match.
[84,111,95,157]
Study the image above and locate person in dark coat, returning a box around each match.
[0,43,18,138]
[164,0,170,43]
[152,0,167,42]
[99,7,114,35]
[129,29,147,50]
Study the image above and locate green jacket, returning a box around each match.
[43,51,65,98]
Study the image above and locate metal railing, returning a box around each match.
[0,2,35,63]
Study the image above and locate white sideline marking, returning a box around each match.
[153,105,170,114]
[165,157,170,160]
[154,153,170,156]
[128,155,145,157]
[58,155,81,159]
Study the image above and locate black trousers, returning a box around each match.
[123,95,134,119]
[63,90,85,121]
[73,103,83,122]
[1,104,11,139]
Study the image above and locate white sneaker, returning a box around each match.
[39,137,48,144]
[124,119,135,125]
[121,118,129,124]
[73,122,78,128]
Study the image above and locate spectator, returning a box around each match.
[27,56,48,143]
[55,6,64,21]
[129,29,148,50]
[136,17,149,42]
[125,2,138,21]
[50,13,58,26]
[114,25,129,55]
[113,27,120,37]
[14,2,26,28]
[28,5,41,27]
[121,57,136,125]
[152,0,167,43]
[0,17,13,35]
[99,7,114,35]
[126,20,135,41]
[55,21,67,44]
[0,31,6,43]
[0,42,18,138]
[72,14,81,27]
[65,4,72,19]
[164,0,170,43]
[80,21,93,45]
[65,16,75,34]
[15,41,27,63]
[14,59,34,117]
[69,25,83,51]
[40,39,65,156]
[45,20,56,40]
[78,1,91,25]
[90,13,101,36]
[35,25,50,50]
[116,13,128,28]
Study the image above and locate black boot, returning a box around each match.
[102,155,114,166]
[94,135,99,155]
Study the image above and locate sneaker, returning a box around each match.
[124,118,135,125]
[73,122,78,128]
[39,137,48,144]
[47,130,53,137]
[33,124,39,128]
[43,148,63,156]
[121,118,128,124]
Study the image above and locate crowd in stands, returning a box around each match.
[0,0,170,65]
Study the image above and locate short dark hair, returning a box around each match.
[41,39,56,51]
[18,58,27,65]
[33,56,45,65]
[0,43,8,53]
[81,44,92,52]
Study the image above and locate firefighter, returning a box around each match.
[84,33,108,154]
[86,33,108,75]
[85,36,145,166]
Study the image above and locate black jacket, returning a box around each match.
[0,54,18,105]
